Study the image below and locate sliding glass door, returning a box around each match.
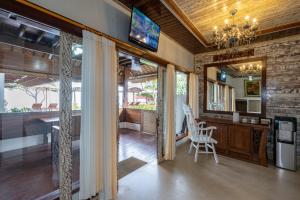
[175,71,188,140]
[0,8,82,199]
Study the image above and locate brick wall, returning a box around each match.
[195,35,300,161]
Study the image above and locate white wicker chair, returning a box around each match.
[183,104,219,163]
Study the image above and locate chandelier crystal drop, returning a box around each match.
[212,9,258,49]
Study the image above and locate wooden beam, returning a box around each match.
[35,31,46,43]
[18,24,26,38]
[162,0,209,47]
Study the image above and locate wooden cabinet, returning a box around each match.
[200,117,269,166]
[207,122,228,154]
[228,125,251,159]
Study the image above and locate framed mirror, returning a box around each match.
[204,57,266,117]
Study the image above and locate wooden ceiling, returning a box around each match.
[173,0,300,44]
[119,53,158,78]
[117,0,300,53]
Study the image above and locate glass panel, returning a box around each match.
[0,8,61,199]
[206,61,263,113]
[175,71,188,138]
[71,42,82,187]
[117,51,158,164]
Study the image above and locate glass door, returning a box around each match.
[175,71,188,140]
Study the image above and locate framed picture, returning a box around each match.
[259,117,272,126]
[244,80,261,97]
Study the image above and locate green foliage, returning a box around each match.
[72,103,81,110]
[140,92,153,99]
[176,73,187,95]
[10,107,31,113]
[128,104,156,111]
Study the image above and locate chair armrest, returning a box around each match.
[199,126,216,138]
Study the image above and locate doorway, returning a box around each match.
[117,51,160,179]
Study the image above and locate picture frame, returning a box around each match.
[244,80,261,97]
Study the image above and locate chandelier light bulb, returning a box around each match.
[224,19,229,25]
[253,18,257,23]
[245,15,250,21]
[214,26,218,30]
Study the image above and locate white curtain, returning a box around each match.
[224,85,229,111]
[164,64,176,160]
[232,88,236,112]
[80,31,117,200]
[189,73,199,118]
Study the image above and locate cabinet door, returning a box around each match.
[206,122,228,154]
[228,125,251,156]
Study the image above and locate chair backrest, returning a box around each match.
[32,103,42,110]
[183,104,200,139]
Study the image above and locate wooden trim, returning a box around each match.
[0,0,192,72]
[203,57,267,118]
[162,0,209,47]
[257,21,300,36]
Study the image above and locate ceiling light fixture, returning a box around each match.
[212,9,258,49]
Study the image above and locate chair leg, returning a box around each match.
[188,141,193,154]
[194,143,199,162]
[211,143,219,164]
[205,142,208,153]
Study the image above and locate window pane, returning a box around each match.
[71,42,82,186]
[0,8,61,199]
[175,71,188,136]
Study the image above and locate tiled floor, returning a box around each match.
[118,142,300,200]
[118,128,157,163]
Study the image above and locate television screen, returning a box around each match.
[217,70,227,82]
[129,7,160,52]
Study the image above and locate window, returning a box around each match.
[175,71,188,138]
[0,8,81,199]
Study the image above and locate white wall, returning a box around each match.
[28,0,194,68]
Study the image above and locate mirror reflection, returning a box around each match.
[206,60,263,114]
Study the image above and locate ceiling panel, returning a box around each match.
[174,0,300,43]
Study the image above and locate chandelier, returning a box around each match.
[213,9,258,49]
[239,63,262,74]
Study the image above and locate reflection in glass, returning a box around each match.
[206,61,262,114]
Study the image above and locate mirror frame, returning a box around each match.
[203,56,267,117]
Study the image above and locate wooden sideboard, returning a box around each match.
[198,117,269,166]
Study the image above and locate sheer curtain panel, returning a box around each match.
[164,64,176,160]
[79,31,117,200]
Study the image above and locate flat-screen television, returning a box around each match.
[129,7,160,52]
[217,70,227,82]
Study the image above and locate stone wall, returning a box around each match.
[195,35,300,161]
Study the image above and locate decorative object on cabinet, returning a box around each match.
[259,117,272,127]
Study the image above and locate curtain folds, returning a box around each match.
[224,85,229,111]
[164,64,176,160]
[189,73,199,118]
[80,30,117,200]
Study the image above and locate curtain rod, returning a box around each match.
[16,0,194,73]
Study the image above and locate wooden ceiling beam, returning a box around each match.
[162,0,209,47]
[18,24,26,38]
[35,31,46,43]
